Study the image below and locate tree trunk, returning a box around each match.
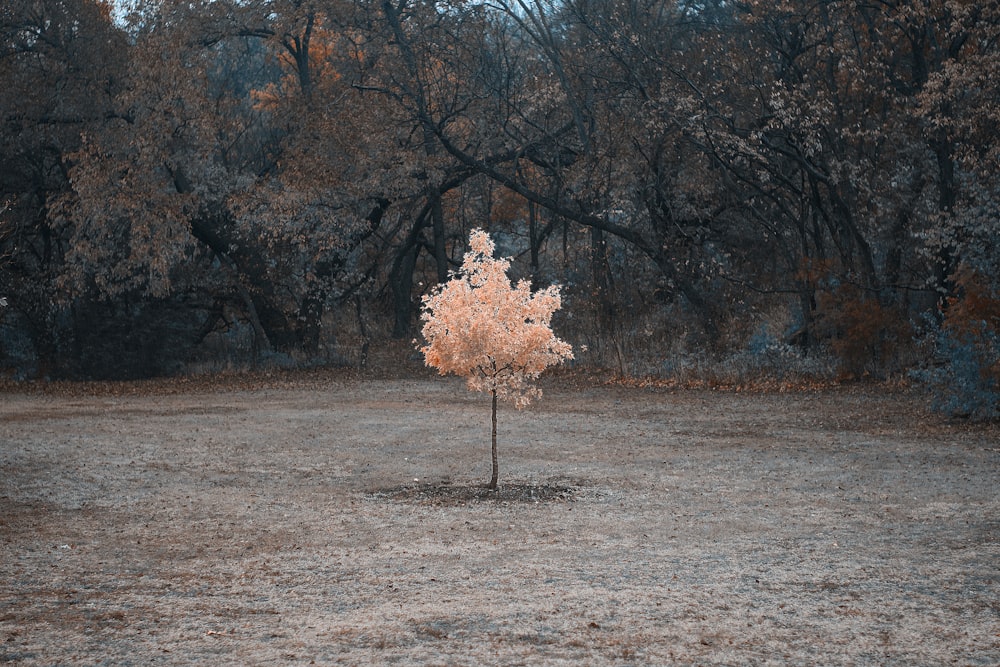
[390,212,429,339]
[431,194,449,283]
[528,198,540,287]
[489,388,499,490]
[296,284,324,355]
[933,131,958,296]
[591,226,624,374]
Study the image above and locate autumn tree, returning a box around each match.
[418,229,573,489]
[39,0,393,373]
[0,0,129,375]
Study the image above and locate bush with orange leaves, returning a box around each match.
[417,229,573,489]
[814,283,914,379]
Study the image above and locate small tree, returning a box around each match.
[418,229,573,489]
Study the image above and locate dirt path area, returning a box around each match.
[1,375,998,665]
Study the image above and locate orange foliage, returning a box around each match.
[942,265,1000,338]
[251,22,344,111]
[489,187,529,226]
[815,283,912,379]
[941,266,1000,382]
[418,229,573,407]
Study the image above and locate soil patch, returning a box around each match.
[371,481,580,505]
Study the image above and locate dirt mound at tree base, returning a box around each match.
[371,481,580,505]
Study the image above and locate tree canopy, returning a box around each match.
[419,228,572,408]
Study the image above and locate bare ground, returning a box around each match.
[1,373,998,665]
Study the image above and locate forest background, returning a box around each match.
[1,0,998,417]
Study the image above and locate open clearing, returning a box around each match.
[1,373,998,665]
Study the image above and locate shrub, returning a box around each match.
[913,267,1000,420]
[814,283,913,379]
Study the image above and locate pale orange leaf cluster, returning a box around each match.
[419,230,572,407]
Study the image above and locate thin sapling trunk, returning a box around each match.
[490,388,499,489]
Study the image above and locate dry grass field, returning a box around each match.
[1,372,998,665]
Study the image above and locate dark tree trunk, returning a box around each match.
[489,388,499,490]
[431,194,448,283]
[591,226,624,372]
[933,131,959,295]
[297,285,325,355]
[391,238,420,339]
[528,199,540,286]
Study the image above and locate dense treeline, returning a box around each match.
[1,0,998,411]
